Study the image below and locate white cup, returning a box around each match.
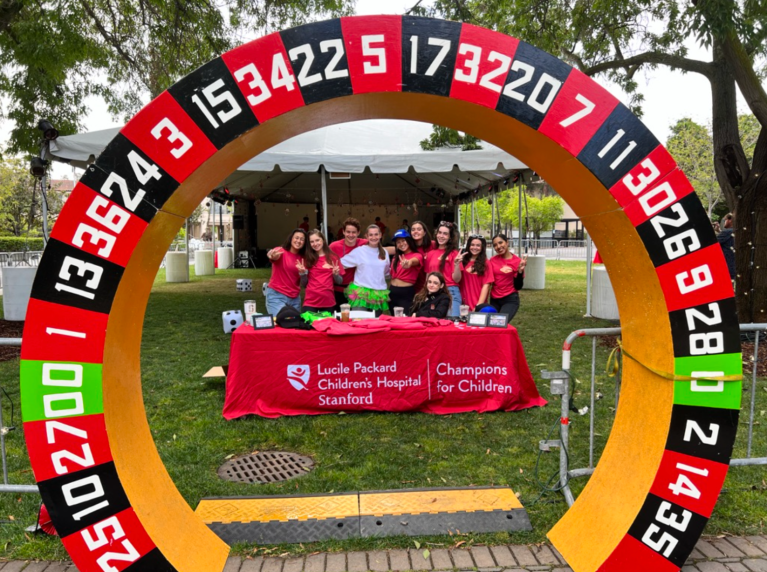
[393,307,404,317]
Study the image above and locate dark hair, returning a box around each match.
[410,221,433,252]
[492,233,510,243]
[462,235,488,275]
[343,217,361,232]
[303,216,309,221]
[391,234,419,273]
[281,229,307,255]
[435,222,459,273]
[366,224,386,260]
[723,213,733,229]
[411,272,451,313]
[304,229,337,269]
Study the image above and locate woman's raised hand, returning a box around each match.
[399,255,410,268]
[295,259,306,273]
[518,254,528,273]
[332,262,341,275]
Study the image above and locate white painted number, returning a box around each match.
[45,327,86,339]
[454,43,481,83]
[151,118,192,159]
[684,420,719,445]
[676,264,713,295]
[623,158,661,195]
[559,93,595,127]
[597,129,637,170]
[502,61,562,113]
[362,34,386,74]
[409,36,452,76]
[320,39,349,79]
[100,173,146,214]
[655,501,692,531]
[191,79,242,128]
[234,63,271,106]
[642,525,678,557]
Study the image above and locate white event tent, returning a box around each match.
[50,120,531,249]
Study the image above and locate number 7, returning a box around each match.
[560,93,595,127]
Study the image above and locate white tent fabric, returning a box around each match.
[51,120,526,175]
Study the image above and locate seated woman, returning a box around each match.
[410,271,452,319]
[300,230,344,313]
[488,233,527,320]
[459,234,494,311]
[389,229,423,315]
[265,229,307,316]
[340,224,391,315]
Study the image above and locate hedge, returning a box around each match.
[0,237,45,252]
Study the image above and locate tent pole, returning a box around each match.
[456,201,461,243]
[586,237,593,317]
[491,186,496,237]
[471,197,475,233]
[321,166,328,237]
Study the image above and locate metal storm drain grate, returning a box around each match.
[217,451,314,484]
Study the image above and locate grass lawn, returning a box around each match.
[0,260,764,560]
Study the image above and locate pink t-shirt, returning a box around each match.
[304,255,344,308]
[269,249,304,298]
[329,238,368,292]
[413,241,434,291]
[425,248,460,287]
[390,252,423,283]
[459,259,495,310]
[488,254,522,298]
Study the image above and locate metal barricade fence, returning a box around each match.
[542,324,767,506]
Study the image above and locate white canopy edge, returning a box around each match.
[50,119,527,174]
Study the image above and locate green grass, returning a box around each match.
[0,260,764,560]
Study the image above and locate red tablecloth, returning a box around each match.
[223,321,547,419]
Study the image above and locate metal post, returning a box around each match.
[560,373,575,506]
[40,141,50,244]
[471,197,476,233]
[321,166,328,237]
[590,337,596,469]
[491,187,496,237]
[585,238,593,317]
[456,202,462,244]
[210,200,216,263]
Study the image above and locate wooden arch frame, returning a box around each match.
[20,15,741,572]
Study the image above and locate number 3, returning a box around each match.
[151,118,192,158]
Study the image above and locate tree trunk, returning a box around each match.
[709,39,767,323]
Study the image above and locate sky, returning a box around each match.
[28,0,752,179]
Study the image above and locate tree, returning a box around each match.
[0,0,355,155]
[415,0,767,322]
[420,125,483,150]
[502,188,564,239]
[0,158,63,237]
[666,117,722,217]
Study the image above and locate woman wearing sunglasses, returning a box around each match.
[489,233,527,320]
[424,221,463,317]
[459,234,494,311]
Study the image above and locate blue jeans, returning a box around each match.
[448,286,462,317]
[265,286,301,316]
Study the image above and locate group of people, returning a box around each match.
[265,218,527,321]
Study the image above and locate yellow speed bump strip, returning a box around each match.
[195,487,530,544]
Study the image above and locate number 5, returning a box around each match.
[151,118,192,158]
[362,35,386,74]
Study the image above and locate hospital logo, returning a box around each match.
[287,365,310,391]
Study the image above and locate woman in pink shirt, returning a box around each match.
[488,233,527,320]
[459,235,494,311]
[424,221,463,317]
[265,229,307,316]
[299,230,344,313]
[388,229,423,315]
[410,220,434,292]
